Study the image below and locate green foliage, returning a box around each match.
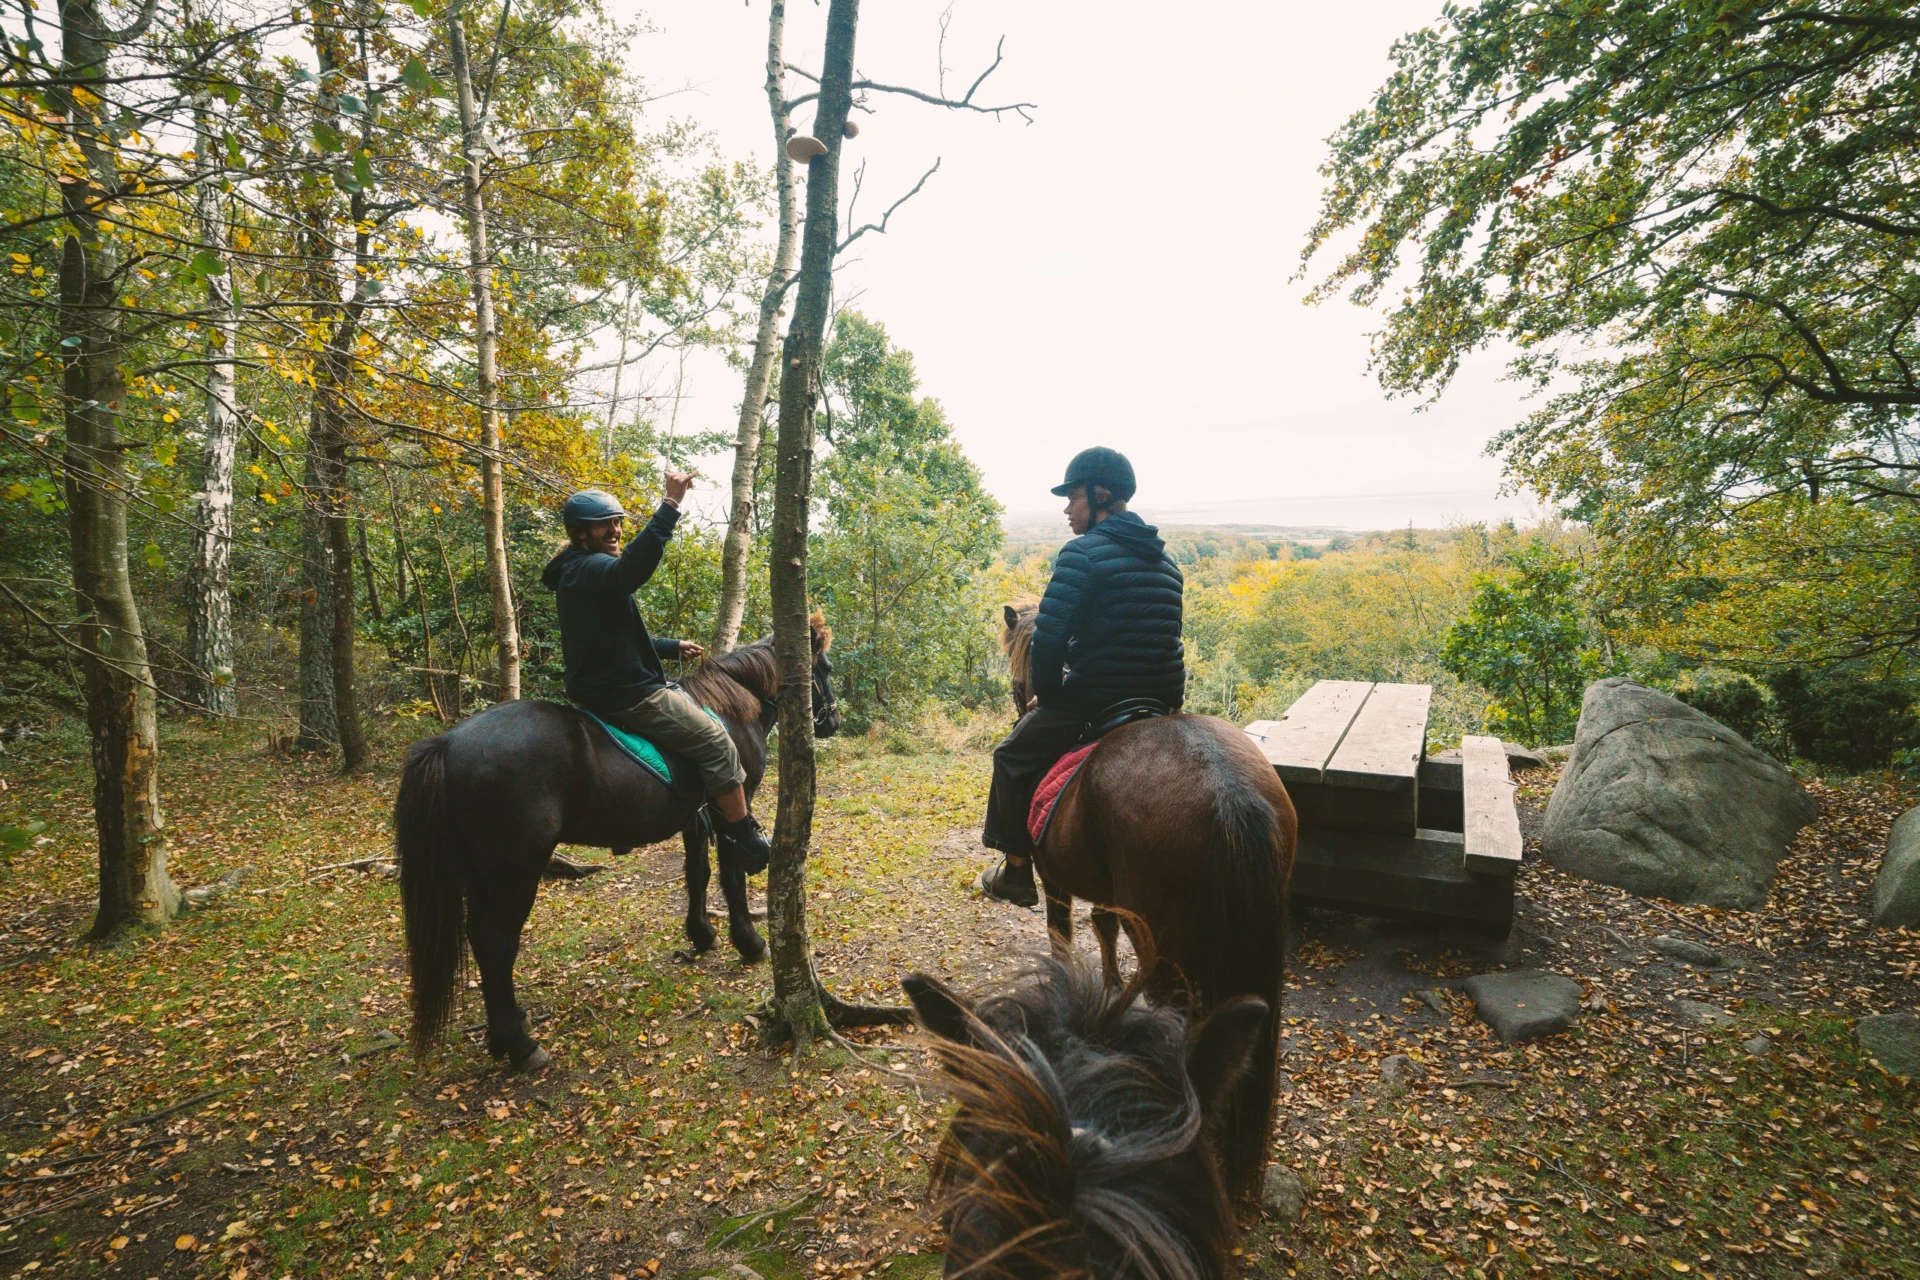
[1674,671,1770,745]
[1766,668,1919,772]
[812,314,1003,730]
[1307,0,1920,671]
[1441,546,1603,746]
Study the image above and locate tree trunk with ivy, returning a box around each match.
[764,0,858,1051]
[55,0,179,937]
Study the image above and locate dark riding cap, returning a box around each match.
[1051,447,1136,502]
[562,489,626,529]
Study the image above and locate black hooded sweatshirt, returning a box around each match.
[1030,510,1186,713]
[540,501,685,714]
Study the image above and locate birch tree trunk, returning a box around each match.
[766,0,859,1050]
[186,94,240,717]
[448,2,520,702]
[55,0,179,937]
[713,0,801,655]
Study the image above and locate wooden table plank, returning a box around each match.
[1249,680,1373,782]
[1325,682,1430,793]
[1461,734,1524,875]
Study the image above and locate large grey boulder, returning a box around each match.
[1873,807,1920,930]
[1541,679,1816,909]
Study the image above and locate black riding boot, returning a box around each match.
[716,811,773,876]
[977,855,1038,907]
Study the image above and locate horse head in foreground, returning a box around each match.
[905,958,1269,1279]
[397,613,837,1072]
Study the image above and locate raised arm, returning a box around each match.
[568,502,681,593]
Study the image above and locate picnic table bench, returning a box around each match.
[1244,680,1522,935]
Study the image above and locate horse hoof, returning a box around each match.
[732,932,767,965]
[510,1045,551,1074]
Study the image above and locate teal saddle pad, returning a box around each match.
[575,708,675,787]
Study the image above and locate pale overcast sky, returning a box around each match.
[603,1,1548,531]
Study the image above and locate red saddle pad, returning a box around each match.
[1028,743,1098,845]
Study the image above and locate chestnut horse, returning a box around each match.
[906,957,1269,1277]
[999,601,1295,1203]
[397,617,838,1072]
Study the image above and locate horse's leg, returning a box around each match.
[1044,893,1073,960]
[1091,906,1123,987]
[715,857,766,964]
[682,825,718,955]
[466,860,546,1071]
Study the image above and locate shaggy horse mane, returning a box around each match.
[1001,599,1038,691]
[680,612,833,726]
[925,953,1237,1280]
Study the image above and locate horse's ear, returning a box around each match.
[1186,996,1269,1119]
[1002,604,1019,629]
[903,972,976,1045]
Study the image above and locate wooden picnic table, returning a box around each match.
[1245,681,1522,935]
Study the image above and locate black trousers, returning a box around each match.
[982,703,1090,856]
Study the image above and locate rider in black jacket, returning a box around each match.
[541,473,774,873]
[979,447,1186,906]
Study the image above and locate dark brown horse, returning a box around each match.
[999,601,1295,1203]
[905,955,1269,1277]
[397,616,839,1072]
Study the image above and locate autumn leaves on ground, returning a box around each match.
[2,718,1917,1280]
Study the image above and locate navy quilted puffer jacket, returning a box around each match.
[1030,511,1186,713]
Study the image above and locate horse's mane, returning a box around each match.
[680,612,833,726]
[1002,599,1038,690]
[927,956,1231,1280]
[681,640,776,725]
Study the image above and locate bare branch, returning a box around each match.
[788,35,1036,122]
[838,158,940,253]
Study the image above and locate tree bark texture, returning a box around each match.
[293,20,370,772]
[448,3,520,702]
[185,95,240,717]
[713,0,801,655]
[766,0,859,1049]
[55,0,179,937]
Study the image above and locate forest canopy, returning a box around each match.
[1304,0,1920,674]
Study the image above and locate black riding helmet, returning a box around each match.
[1051,446,1136,504]
[562,489,626,529]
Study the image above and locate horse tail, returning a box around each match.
[396,734,465,1052]
[1197,752,1288,1205]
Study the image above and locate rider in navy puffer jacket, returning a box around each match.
[1028,510,1186,714]
[978,448,1185,907]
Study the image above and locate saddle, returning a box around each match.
[1026,698,1169,845]
[575,705,704,798]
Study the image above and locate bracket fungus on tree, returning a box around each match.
[784,133,827,162]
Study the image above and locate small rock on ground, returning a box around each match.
[1742,1034,1773,1056]
[1463,970,1582,1043]
[1416,988,1448,1015]
[1263,1165,1307,1222]
[1651,934,1724,967]
[1677,999,1735,1028]
[1856,1013,1920,1079]
[1379,1053,1425,1089]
